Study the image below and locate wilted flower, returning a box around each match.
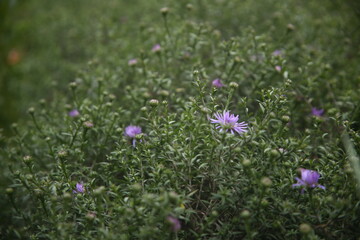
[125,125,142,147]
[73,182,85,194]
[311,107,324,117]
[210,110,248,135]
[152,44,161,53]
[292,168,325,193]
[68,109,80,117]
[128,59,137,66]
[83,121,94,128]
[212,78,225,88]
[166,216,181,232]
[275,65,282,72]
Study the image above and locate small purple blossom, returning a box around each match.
[311,107,324,117]
[152,44,161,53]
[210,110,248,135]
[73,182,85,194]
[128,59,137,66]
[125,125,142,147]
[68,109,80,117]
[292,168,325,193]
[166,216,181,232]
[212,78,225,88]
[275,65,282,72]
[272,49,284,57]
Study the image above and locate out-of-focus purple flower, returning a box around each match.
[210,111,248,135]
[311,107,324,117]
[166,216,181,232]
[272,49,284,57]
[73,182,85,194]
[68,109,80,117]
[275,66,282,72]
[292,168,325,193]
[125,125,142,147]
[212,78,225,88]
[128,59,137,66]
[152,44,161,53]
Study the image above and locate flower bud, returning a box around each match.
[281,115,290,122]
[39,99,46,106]
[69,82,77,89]
[6,188,14,194]
[149,99,159,106]
[23,155,32,164]
[229,82,239,89]
[242,159,251,167]
[287,23,295,31]
[160,7,169,16]
[63,193,72,200]
[240,210,251,219]
[270,149,280,158]
[57,150,68,158]
[186,4,193,10]
[260,177,272,187]
[27,107,35,115]
[299,223,312,234]
[86,212,96,220]
[261,199,269,207]
[11,123,18,129]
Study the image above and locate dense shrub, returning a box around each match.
[1,0,360,239]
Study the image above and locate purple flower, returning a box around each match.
[311,107,324,117]
[152,44,161,53]
[210,110,248,135]
[212,78,225,88]
[128,59,137,66]
[272,49,284,57]
[275,65,282,72]
[292,168,325,193]
[68,109,80,117]
[125,125,142,147]
[73,182,85,194]
[166,216,181,232]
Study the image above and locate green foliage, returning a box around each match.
[1,0,360,239]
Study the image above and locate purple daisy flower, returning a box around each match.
[152,44,161,53]
[292,168,325,193]
[212,78,225,88]
[166,216,181,232]
[125,125,142,147]
[68,109,80,117]
[275,65,282,72]
[73,182,85,194]
[210,110,248,135]
[311,107,324,117]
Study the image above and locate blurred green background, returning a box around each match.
[1,0,360,135]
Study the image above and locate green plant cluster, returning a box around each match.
[1,0,360,239]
